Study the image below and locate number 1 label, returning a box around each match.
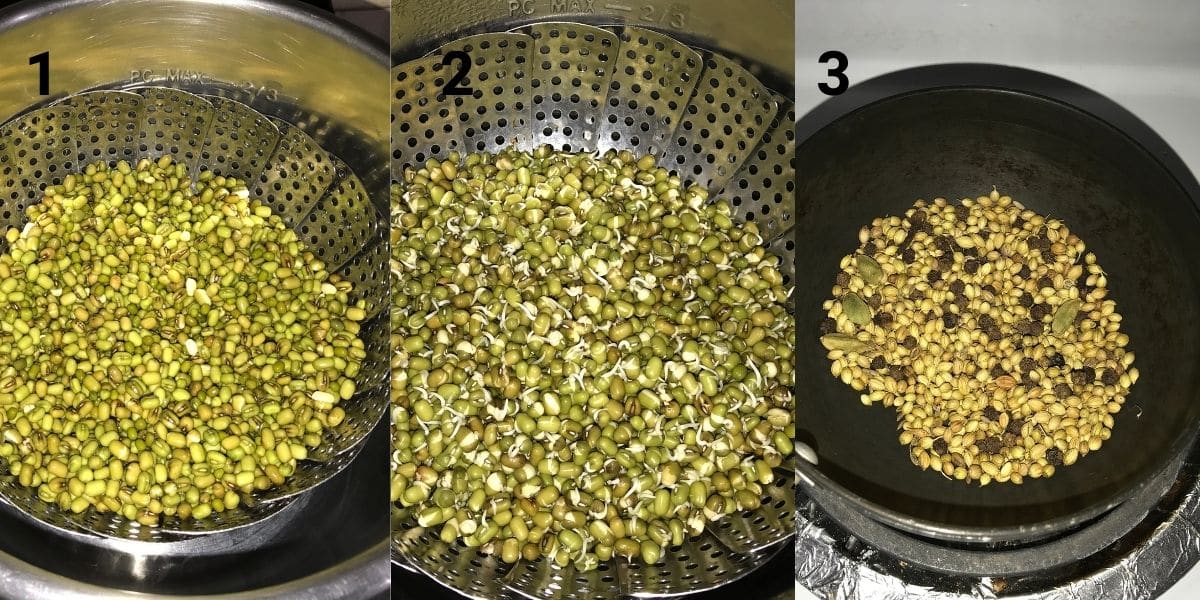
[29,51,49,95]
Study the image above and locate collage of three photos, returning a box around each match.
[0,1,1197,599]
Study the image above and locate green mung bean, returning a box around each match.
[0,157,366,524]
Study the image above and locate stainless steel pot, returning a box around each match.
[0,0,389,596]
[390,0,793,92]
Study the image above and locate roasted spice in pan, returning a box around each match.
[821,190,1137,485]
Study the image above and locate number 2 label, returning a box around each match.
[441,51,474,97]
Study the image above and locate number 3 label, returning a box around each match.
[818,50,848,96]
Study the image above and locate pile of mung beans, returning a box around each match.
[821,190,1136,485]
[0,156,366,524]
[390,146,795,570]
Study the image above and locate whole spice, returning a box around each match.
[0,157,366,524]
[821,190,1136,485]
[856,254,884,285]
[841,293,873,326]
[390,147,795,571]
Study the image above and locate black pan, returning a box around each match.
[794,64,1200,542]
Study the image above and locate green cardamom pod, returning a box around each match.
[855,254,884,285]
[1052,298,1082,335]
[842,292,873,327]
[820,333,875,353]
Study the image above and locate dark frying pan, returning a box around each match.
[794,64,1200,543]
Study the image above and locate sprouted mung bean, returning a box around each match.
[821,190,1136,485]
[390,146,795,570]
[0,156,366,525]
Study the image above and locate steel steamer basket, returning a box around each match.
[390,1,797,598]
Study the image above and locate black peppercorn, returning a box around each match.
[1101,369,1119,386]
[934,236,955,255]
[942,312,958,328]
[1007,418,1025,436]
[1018,320,1043,336]
[819,317,838,335]
[1071,367,1095,386]
[1030,303,1051,321]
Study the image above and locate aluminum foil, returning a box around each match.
[795,453,1200,599]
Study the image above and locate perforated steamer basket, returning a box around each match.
[390,18,796,599]
[0,85,388,540]
[0,0,388,596]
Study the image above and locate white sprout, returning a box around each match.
[746,358,764,388]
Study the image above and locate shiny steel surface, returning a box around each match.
[390,0,793,92]
[0,0,387,185]
[0,0,388,594]
[393,476,793,600]
[391,21,795,599]
[0,538,389,600]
